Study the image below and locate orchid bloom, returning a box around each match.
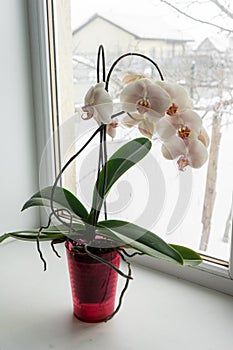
[154,81,209,170]
[120,78,171,138]
[156,81,198,139]
[120,78,171,120]
[161,130,209,170]
[82,82,113,124]
[158,114,209,170]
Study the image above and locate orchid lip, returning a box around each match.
[178,125,191,139]
[177,156,190,171]
[136,98,152,114]
[167,102,179,116]
[81,106,94,120]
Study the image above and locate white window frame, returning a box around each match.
[27,0,56,188]
[27,0,233,296]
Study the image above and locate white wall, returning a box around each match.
[0,0,39,234]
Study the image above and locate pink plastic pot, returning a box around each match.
[66,241,120,323]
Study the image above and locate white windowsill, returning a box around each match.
[0,241,233,350]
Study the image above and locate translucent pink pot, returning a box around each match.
[66,241,120,323]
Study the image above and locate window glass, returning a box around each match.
[54,0,233,263]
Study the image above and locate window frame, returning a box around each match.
[27,0,233,296]
[27,0,56,189]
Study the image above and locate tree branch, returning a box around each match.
[211,0,233,20]
[195,96,233,114]
[160,0,233,33]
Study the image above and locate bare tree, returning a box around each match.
[200,104,223,251]
[160,0,233,33]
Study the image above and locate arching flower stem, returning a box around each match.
[50,124,105,239]
[105,52,164,92]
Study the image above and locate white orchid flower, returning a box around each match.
[154,81,209,170]
[157,81,202,140]
[156,109,202,140]
[82,82,113,124]
[120,78,171,123]
[161,125,209,171]
[155,81,199,139]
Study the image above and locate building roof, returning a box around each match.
[73,13,193,42]
[196,37,229,52]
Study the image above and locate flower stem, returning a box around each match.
[92,124,108,226]
[50,124,104,232]
[105,52,164,91]
[97,44,106,82]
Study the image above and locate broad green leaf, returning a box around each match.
[0,231,64,243]
[22,186,88,220]
[21,198,80,221]
[170,244,202,266]
[98,220,184,265]
[9,232,65,242]
[89,138,152,223]
[1,222,86,243]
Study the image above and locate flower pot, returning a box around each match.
[65,241,120,323]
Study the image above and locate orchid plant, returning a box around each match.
[0,46,208,291]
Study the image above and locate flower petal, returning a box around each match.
[198,127,210,147]
[122,113,142,128]
[156,81,190,111]
[94,82,113,105]
[120,79,146,107]
[94,103,113,124]
[156,116,176,140]
[84,86,95,106]
[145,111,163,123]
[121,70,146,85]
[138,119,155,139]
[179,109,202,133]
[146,82,171,116]
[161,136,186,160]
[188,140,208,168]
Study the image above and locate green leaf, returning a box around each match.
[0,222,86,243]
[169,244,202,266]
[0,230,64,243]
[21,198,83,218]
[22,186,88,220]
[98,220,184,265]
[0,233,10,243]
[89,138,152,222]
[9,232,65,242]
